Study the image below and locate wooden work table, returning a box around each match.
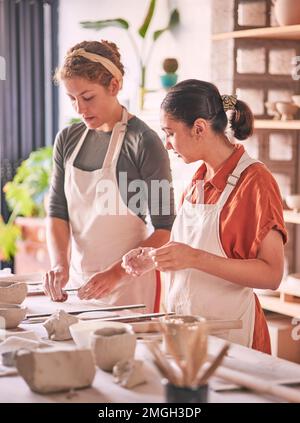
[1,294,300,403]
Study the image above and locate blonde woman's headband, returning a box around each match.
[66,48,123,89]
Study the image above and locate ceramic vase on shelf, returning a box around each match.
[160,58,178,90]
[273,0,300,26]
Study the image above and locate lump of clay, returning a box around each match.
[16,348,95,394]
[113,359,146,389]
[43,310,78,341]
[122,247,155,277]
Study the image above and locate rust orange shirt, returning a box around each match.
[184,144,287,259]
[181,144,287,354]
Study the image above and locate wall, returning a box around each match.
[58,0,212,128]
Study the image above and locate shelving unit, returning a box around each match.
[212,1,300,328]
[254,120,300,130]
[284,210,300,224]
[258,294,300,318]
[212,24,300,41]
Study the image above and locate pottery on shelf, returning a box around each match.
[273,0,300,26]
[265,101,281,120]
[160,58,178,90]
[275,101,299,120]
[0,281,27,304]
[285,194,300,212]
[292,95,300,108]
[0,303,27,329]
[91,324,136,372]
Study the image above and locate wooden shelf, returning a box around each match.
[284,210,300,224]
[254,120,300,130]
[258,294,300,318]
[212,24,300,41]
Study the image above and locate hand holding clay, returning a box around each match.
[43,266,69,302]
[122,247,156,277]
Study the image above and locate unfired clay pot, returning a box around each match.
[160,315,207,359]
[275,101,299,120]
[0,281,27,304]
[273,0,300,26]
[91,325,136,372]
[0,303,27,329]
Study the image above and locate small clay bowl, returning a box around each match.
[0,281,28,304]
[0,303,27,329]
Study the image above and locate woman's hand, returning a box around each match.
[77,267,120,300]
[122,247,155,277]
[151,242,196,272]
[43,265,69,302]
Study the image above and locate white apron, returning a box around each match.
[166,151,259,347]
[64,108,157,312]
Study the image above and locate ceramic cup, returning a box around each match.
[164,380,209,403]
[159,315,207,359]
[91,325,136,372]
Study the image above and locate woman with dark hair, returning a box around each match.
[42,40,175,312]
[125,79,287,352]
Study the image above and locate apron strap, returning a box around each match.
[69,127,89,165]
[102,107,128,169]
[217,151,262,209]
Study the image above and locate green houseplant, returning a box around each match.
[0,146,53,260]
[80,0,180,109]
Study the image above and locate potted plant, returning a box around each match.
[0,146,53,261]
[160,58,179,89]
[80,0,180,109]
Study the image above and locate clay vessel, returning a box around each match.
[91,325,136,372]
[0,281,27,304]
[0,303,27,329]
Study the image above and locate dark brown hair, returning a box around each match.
[54,40,124,87]
[161,79,253,141]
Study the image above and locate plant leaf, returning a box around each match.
[153,9,180,41]
[3,146,53,218]
[153,8,180,41]
[169,8,180,29]
[138,0,156,38]
[80,19,129,31]
[0,219,21,260]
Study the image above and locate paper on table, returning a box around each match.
[0,336,52,353]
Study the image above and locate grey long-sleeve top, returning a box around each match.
[48,116,175,230]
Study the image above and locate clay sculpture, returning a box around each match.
[43,310,79,341]
[113,359,146,388]
[16,348,95,393]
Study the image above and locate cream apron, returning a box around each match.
[166,151,259,347]
[64,108,157,312]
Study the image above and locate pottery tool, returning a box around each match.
[27,286,79,296]
[196,344,229,385]
[214,365,300,403]
[100,311,175,323]
[24,303,146,320]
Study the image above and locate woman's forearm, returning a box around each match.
[190,248,282,290]
[140,229,170,248]
[46,217,71,269]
